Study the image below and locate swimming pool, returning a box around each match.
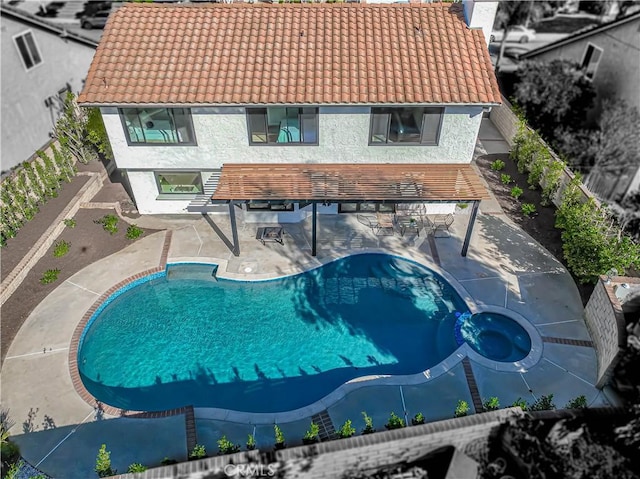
[77,254,469,413]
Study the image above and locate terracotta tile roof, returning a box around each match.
[78,3,501,106]
[211,163,489,202]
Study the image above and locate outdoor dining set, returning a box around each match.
[357,204,455,238]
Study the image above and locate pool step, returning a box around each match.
[311,410,337,441]
[185,406,198,453]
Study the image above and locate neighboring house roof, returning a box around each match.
[521,10,640,60]
[0,4,98,49]
[78,3,501,106]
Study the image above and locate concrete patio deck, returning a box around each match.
[0,121,614,477]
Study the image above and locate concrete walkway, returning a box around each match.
[0,120,613,478]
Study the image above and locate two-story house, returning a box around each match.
[1,4,97,173]
[77,1,501,254]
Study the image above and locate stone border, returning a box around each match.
[0,171,106,305]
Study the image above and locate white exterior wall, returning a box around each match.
[1,16,95,172]
[462,0,499,46]
[103,105,483,214]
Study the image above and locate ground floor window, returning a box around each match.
[247,201,294,211]
[155,172,203,195]
[338,203,395,213]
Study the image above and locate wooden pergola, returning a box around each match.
[210,163,489,257]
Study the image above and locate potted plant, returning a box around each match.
[246,433,256,451]
[302,422,320,445]
[361,411,375,435]
[411,412,425,426]
[385,412,405,430]
[337,419,356,439]
[274,424,286,450]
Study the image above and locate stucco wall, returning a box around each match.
[525,17,640,115]
[584,278,628,388]
[103,106,483,170]
[0,17,95,172]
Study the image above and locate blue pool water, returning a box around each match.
[78,254,469,413]
[457,312,531,362]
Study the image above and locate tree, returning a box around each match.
[514,59,596,142]
[493,1,532,73]
[54,92,98,165]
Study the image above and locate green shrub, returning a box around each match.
[303,422,320,444]
[385,412,405,430]
[565,395,587,409]
[490,159,506,171]
[456,202,469,210]
[521,203,536,216]
[246,434,256,450]
[94,214,118,234]
[53,240,71,257]
[455,400,469,418]
[127,463,147,473]
[510,186,523,199]
[337,419,356,438]
[483,397,500,412]
[541,159,565,206]
[189,444,206,459]
[411,412,425,425]
[361,411,375,434]
[274,424,285,447]
[126,224,143,240]
[530,394,556,411]
[63,218,76,228]
[501,173,512,185]
[40,269,60,284]
[95,444,115,477]
[1,440,20,466]
[4,460,22,479]
[556,177,640,283]
[217,435,240,454]
[511,398,528,411]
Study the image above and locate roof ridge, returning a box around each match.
[119,1,455,8]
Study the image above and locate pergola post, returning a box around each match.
[461,200,480,257]
[228,203,240,256]
[311,202,317,257]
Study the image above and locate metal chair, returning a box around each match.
[430,214,454,237]
[357,214,394,236]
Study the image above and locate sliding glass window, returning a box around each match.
[247,107,318,145]
[120,108,196,145]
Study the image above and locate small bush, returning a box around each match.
[53,240,71,257]
[483,397,500,412]
[1,440,20,467]
[530,394,556,411]
[303,422,320,444]
[510,186,523,199]
[274,424,285,447]
[565,395,587,409]
[217,435,240,454]
[337,419,356,438]
[490,159,506,171]
[127,463,147,473]
[411,412,425,425]
[521,203,537,216]
[246,434,256,450]
[361,411,375,434]
[456,203,469,210]
[385,412,405,430]
[501,173,512,185]
[189,444,206,460]
[511,398,528,411]
[40,269,60,284]
[455,400,469,418]
[94,214,118,234]
[63,218,76,228]
[126,224,144,240]
[95,444,115,478]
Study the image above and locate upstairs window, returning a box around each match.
[247,107,318,145]
[581,44,603,80]
[120,108,196,145]
[14,31,42,71]
[370,107,444,146]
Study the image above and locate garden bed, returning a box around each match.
[476,153,595,305]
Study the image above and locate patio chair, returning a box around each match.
[430,214,454,237]
[357,214,394,236]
